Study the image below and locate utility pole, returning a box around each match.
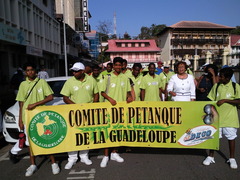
[62,0,68,76]
[114,12,117,38]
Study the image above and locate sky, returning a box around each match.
[88,0,240,37]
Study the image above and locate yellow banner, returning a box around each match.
[25,101,219,155]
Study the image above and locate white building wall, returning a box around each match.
[230,46,240,66]
[55,0,75,30]
[158,30,171,64]
[0,0,61,55]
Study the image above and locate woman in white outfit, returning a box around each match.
[167,61,196,101]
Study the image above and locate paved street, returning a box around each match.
[1,134,240,180]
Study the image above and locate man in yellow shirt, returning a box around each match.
[61,62,99,169]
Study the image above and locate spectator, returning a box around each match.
[38,66,49,79]
[10,68,25,95]
[155,61,163,75]
[196,64,218,101]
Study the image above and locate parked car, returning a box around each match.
[2,76,70,143]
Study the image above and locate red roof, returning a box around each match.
[231,35,240,46]
[106,39,161,52]
[170,21,234,29]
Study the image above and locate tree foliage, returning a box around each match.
[138,24,166,39]
[109,34,117,39]
[98,33,109,42]
[96,20,112,35]
[97,45,110,63]
[123,32,131,40]
[231,26,240,35]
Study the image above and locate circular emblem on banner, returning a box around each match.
[28,111,67,148]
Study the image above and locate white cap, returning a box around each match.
[70,62,85,71]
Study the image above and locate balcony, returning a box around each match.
[171,49,224,56]
[171,39,229,45]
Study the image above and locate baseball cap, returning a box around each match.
[157,61,163,65]
[70,62,85,71]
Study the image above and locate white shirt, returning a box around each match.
[167,74,196,101]
[38,71,49,79]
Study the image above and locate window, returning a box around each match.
[43,0,47,6]
[128,53,132,59]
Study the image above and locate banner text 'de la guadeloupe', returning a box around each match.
[25,101,219,155]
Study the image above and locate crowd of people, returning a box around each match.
[8,57,240,176]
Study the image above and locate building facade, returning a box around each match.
[230,35,240,66]
[106,39,161,68]
[158,21,234,70]
[0,0,61,84]
[55,0,92,70]
[55,0,75,30]
[85,31,99,60]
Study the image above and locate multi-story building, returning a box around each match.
[74,0,91,32]
[106,39,161,68]
[55,0,92,70]
[85,30,99,60]
[230,35,240,66]
[55,0,75,30]
[158,21,234,69]
[0,0,61,83]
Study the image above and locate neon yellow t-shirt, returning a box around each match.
[60,75,99,104]
[16,77,53,124]
[92,75,104,102]
[100,72,131,102]
[140,73,163,101]
[123,69,132,78]
[207,81,240,128]
[159,72,168,89]
[100,70,112,76]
